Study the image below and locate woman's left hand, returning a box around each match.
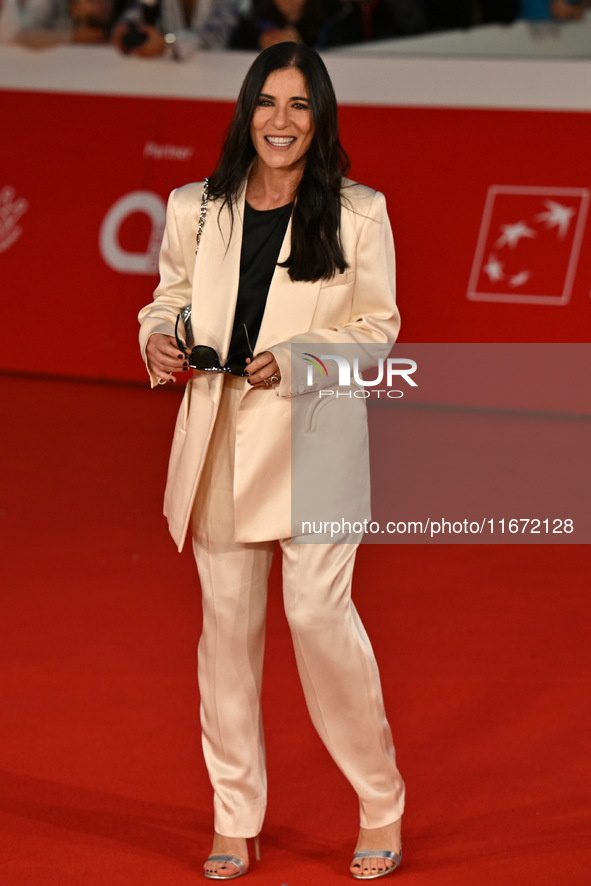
[246,351,281,388]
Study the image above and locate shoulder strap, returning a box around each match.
[182,178,209,349]
[195,177,209,253]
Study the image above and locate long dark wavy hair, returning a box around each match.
[208,42,350,282]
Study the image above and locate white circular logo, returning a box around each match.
[99,191,166,275]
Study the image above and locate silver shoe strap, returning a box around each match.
[205,854,247,873]
[353,850,402,861]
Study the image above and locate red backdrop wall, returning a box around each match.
[1,89,590,384]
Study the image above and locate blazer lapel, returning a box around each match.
[256,215,322,352]
[190,184,246,359]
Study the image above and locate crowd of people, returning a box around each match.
[0,0,588,55]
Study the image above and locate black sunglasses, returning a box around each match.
[175,315,254,377]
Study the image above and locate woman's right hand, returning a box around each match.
[146,333,187,383]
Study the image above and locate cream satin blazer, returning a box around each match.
[138,178,400,550]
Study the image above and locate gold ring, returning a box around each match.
[270,375,279,384]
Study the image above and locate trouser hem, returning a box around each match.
[213,797,266,838]
[358,783,406,829]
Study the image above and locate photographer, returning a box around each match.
[110,0,244,57]
[0,0,115,46]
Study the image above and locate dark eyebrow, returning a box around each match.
[258,93,310,103]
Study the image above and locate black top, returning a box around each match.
[227,200,293,362]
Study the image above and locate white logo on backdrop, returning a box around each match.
[99,191,166,275]
[467,185,589,306]
[0,186,28,253]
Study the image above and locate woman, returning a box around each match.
[138,42,405,880]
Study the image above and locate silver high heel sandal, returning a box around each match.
[350,847,402,880]
[204,835,260,880]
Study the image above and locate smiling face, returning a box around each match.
[249,67,315,176]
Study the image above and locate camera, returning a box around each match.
[118,0,160,51]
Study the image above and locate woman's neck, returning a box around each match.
[245,160,302,211]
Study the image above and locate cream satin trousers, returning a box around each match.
[191,376,405,838]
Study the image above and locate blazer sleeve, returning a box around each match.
[269,188,400,397]
[137,187,196,388]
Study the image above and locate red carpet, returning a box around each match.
[1,373,589,885]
